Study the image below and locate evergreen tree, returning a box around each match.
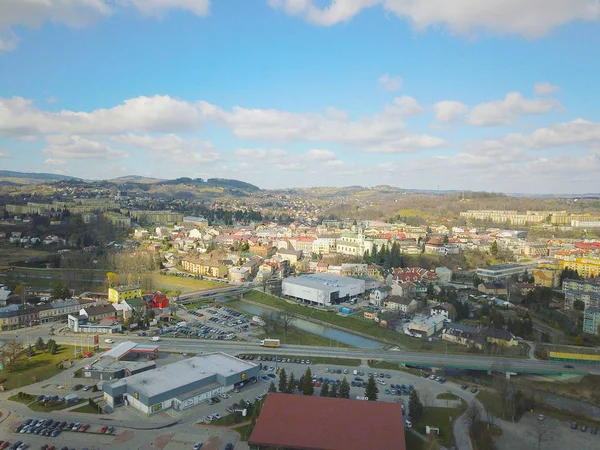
[378,245,388,265]
[339,377,350,399]
[302,368,314,396]
[268,381,277,393]
[278,368,288,393]
[408,389,424,421]
[287,373,296,394]
[27,345,35,357]
[365,375,379,401]
[320,382,329,397]
[370,246,378,265]
[329,382,338,398]
[490,240,499,257]
[35,337,45,351]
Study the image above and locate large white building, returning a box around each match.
[282,274,365,306]
[103,353,259,415]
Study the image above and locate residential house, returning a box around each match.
[533,268,560,288]
[369,287,390,307]
[0,304,20,330]
[442,323,485,350]
[18,305,39,327]
[478,282,508,296]
[181,257,229,278]
[276,249,303,266]
[515,282,536,296]
[435,267,453,282]
[363,311,378,321]
[143,292,169,310]
[430,303,456,321]
[229,267,250,283]
[81,304,117,322]
[485,328,518,347]
[404,315,446,337]
[242,256,263,277]
[0,285,17,306]
[108,285,142,304]
[384,295,418,313]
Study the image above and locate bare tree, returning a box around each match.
[529,417,557,450]
[464,400,482,426]
[274,311,296,341]
[0,340,24,371]
[420,388,432,409]
[492,360,516,420]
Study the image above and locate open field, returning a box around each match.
[0,246,55,266]
[512,373,600,406]
[0,266,106,292]
[0,344,78,390]
[152,273,225,293]
[71,403,103,414]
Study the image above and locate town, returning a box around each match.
[2,2,599,450]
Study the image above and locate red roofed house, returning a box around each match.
[248,393,405,450]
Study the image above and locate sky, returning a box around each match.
[1,1,600,194]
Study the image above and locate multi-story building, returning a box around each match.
[563,278,600,310]
[108,285,143,304]
[181,257,229,278]
[476,263,530,281]
[583,307,600,335]
[129,210,183,226]
[0,304,20,330]
[557,257,600,279]
[335,232,374,256]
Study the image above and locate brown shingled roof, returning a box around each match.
[248,393,406,450]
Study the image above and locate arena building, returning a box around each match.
[102,352,259,415]
[282,274,365,306]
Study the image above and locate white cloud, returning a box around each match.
[44,158,66,166]
[42,135,128,159]
[0,95,203,137]
[534,82,560,95]
[268,0,600,38]
[306,149,337,160]
[0,148,11,158]
[434,100,469,122]
[466,92,561,126]
[378,73,402,92]
[363,134,448,153]
[0,0,209,52]
[200,95,429,153]
[234,147,343,171]
[505,119,600,150]
[0,30,18,52]
[112,133,220,163]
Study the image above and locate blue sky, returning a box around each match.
[1,1,599,193]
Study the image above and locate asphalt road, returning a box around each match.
[4,326,599,375]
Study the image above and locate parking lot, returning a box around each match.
[160,305,254,341]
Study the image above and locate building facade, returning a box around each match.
[108,285,142,303]
[563,278,600,310]
[583,307,600,335]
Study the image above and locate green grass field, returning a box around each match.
[152,273,224,293]
[1,344,79,391]
[413,404,467,448]
[71,403,103,414]
[436,392,460,400]
[7,392,85,412]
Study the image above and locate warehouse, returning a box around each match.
[103,352,259,415]
[282,274,365,306]
[81,341,159,381]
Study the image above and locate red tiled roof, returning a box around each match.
[249,393,405,450]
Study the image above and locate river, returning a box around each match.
[228,301,382,349]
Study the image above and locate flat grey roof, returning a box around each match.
[477,264,523,271]
[90,357,155,372]
[106,352,256,398]
[283,274,364,292]
[101,341,138,359]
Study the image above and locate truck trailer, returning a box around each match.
[260,338,280,348]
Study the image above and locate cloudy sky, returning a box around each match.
[1,1,599,194]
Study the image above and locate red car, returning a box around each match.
[99,425,108,434]
[79,424,90,432]
[84,351,93,358]
[0,441,9,450]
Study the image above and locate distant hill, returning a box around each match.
[157,177,260,191]
[0,170,81,185]
[109,175,164,184]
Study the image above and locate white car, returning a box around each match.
[405,420,412,429]
[203,416,213,423]
[212,413,222,420]
[220,393,230,399]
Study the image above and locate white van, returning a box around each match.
[150,336,161,342]
[353,370,358,375]
[104,339,114,344]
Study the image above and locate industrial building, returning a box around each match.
[82,341,159,381]
[248,393,405,450]
[281,274,365,306]
[103,352,259,415]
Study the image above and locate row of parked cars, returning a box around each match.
[570,421,598,434]
[0,441,27,450]
[255,356,313,365]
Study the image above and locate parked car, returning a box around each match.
[193,443,203,450]
[82,385,92,391]
[470,386,478,393]
[571,421,578,430]
[224,443,233,450]
[99,425,108,434]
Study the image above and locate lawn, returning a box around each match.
[436,392,460,400]
[475,389,505,418]
[413,405,467,448]
[405,431,426,450]
[0,246,55,266]
[255,325,351,348]
[368,360,403,371]
[1,344,78,391]
[153,273,224,293]
[71,403,102,414]
[233,423,254,441]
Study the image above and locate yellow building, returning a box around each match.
[533,268,560,288]
[558,257,600,279]
[363,311,378,321]
[181,258,228,278]
[108,285,142,303]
